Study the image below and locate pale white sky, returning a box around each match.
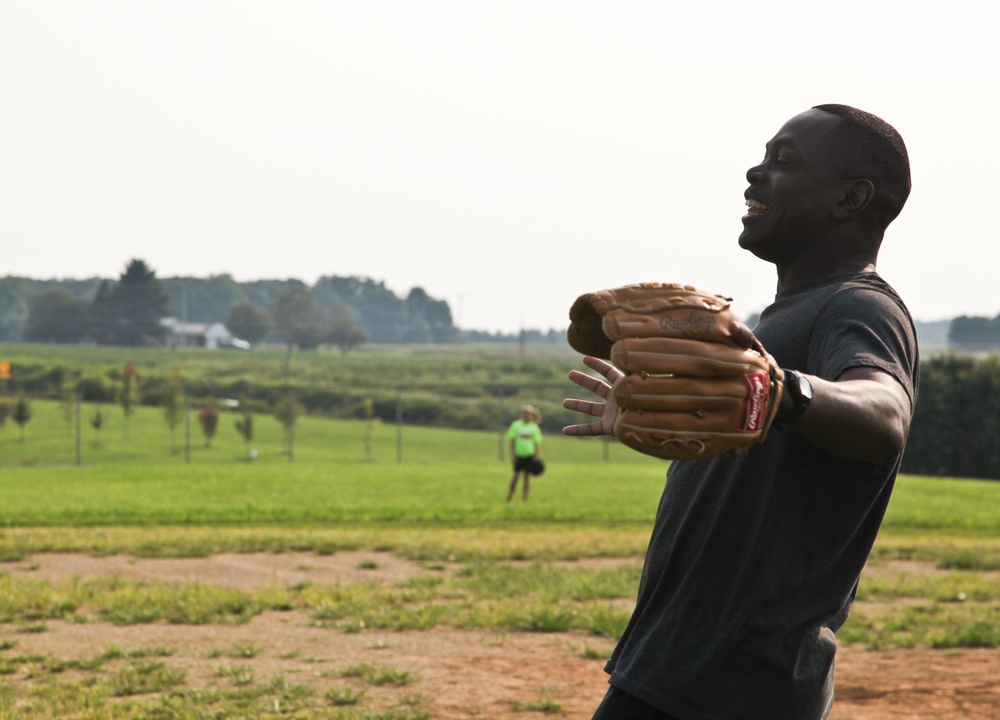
[1,1,996,334]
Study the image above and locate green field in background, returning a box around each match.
[0,398,667,527]
[3,398,1000,537]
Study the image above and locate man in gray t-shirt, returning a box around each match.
[564,105,918,720]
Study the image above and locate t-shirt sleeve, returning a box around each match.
[807,286,918,405]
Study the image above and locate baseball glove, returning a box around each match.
[567,282,783,461]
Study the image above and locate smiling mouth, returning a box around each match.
[745,198,770,214]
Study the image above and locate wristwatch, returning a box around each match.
[782,369,813,422]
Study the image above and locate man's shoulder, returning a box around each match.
[772,272,910,321]
[822,274,913,322]
[833,272,906,300]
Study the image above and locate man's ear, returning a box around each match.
[833,179,875,219]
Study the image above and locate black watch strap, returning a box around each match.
[782,369,813,422]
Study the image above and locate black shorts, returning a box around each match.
[514,455,536,472]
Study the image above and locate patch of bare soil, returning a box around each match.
[10,550,432,589]
[4,553,1000,719]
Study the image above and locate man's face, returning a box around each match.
[738,109,846,264]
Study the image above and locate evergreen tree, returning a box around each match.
[93,259,173,346]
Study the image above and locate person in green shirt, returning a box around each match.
[506,405,542,501]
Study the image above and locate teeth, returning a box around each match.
[746,199,770,211]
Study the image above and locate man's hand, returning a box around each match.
[562,356,623,437]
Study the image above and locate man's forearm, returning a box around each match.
[783,369,910,463]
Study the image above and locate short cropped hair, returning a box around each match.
[813,104,911,229]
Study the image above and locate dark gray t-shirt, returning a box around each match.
[605,272,919,720]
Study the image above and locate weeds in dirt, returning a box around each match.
[577,642,608,660]
[15,624,47,634]
[9,557,998,652]
[213,663,256,686]
[514,697,564,713]
[101,645,174,660]
[842,602,1000,650]
[214,642,265,658]
[327,686,366,705]
[341,664,416,686]
[109,661,186,696]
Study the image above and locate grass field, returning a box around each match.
[3,395,1000,717]
[4,398,1000,533]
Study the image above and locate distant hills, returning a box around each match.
[0,272,566,346]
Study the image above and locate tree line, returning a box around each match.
[900,353,1000,480]
[948,316,1000,350]
[3,259,567,348]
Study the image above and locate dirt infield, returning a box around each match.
[5,552,1000,719]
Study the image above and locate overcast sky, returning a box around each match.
[1,1,996,334]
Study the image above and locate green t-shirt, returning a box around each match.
[506,419,542,458]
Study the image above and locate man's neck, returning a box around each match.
[775,259,877,295]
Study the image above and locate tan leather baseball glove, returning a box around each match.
[567,282,783,460]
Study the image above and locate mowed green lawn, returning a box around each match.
[0,399,669,529]
[3,399,1000,539]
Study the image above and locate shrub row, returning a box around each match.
[1,358,577,435]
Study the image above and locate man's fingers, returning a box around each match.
[563,421,605,437]
[564,357,621,438]
[582,355,624,382]
[568,369,612,398]
[562,398,604,417]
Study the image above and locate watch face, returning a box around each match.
[783,370,813,422]
[798,373,813,400]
